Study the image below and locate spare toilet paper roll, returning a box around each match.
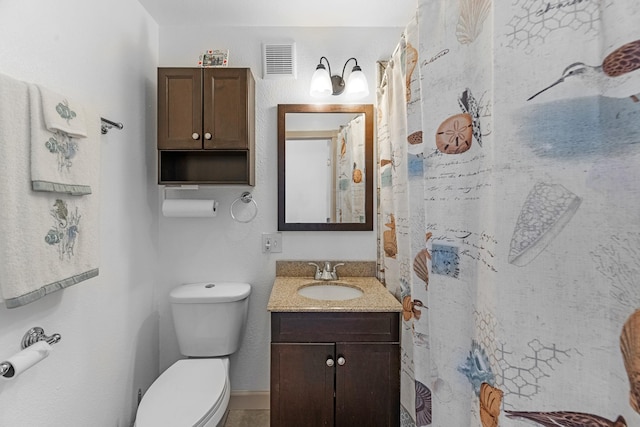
[162,199,218,217]
[1,341,52,380]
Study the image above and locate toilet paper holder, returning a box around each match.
[0,327,61,377]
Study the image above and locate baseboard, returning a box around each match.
[228,391,270,410]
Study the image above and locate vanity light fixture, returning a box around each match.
[309,56,369,98]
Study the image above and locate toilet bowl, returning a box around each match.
[135,359,230,427]
[134,282,251,427]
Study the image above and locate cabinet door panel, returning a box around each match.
[158,68,202,149]
[203,68,248,149]
[271,343,335,427]
[335,343,400,427]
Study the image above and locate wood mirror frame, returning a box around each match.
[278,104,374,231]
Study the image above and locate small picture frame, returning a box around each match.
[198,49,229,67]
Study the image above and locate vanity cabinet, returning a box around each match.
[157,67,255,185]
[271,312,400,427]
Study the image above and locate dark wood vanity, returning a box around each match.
[271,311,400,427]
[268,267,401,427]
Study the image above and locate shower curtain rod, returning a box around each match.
[100,117,124,134]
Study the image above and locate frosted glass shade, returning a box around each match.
[310,67,332,97]
[345,69,369,98]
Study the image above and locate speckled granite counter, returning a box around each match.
[268,261,401,312]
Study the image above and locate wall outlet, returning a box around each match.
[262,232,283,253]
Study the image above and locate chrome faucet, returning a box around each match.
[308,262,345,281]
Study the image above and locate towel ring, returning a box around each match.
[230,192,258,223]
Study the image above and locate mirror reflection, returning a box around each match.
[278,104,373,231]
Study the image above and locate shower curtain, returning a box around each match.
[377,1,640,426]
[336,115,366,223]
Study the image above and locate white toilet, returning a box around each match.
[135,282,251,427]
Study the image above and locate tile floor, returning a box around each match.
[223,409,270,427]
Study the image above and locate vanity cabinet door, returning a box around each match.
[157,68,202,150]
[202,68,253,149]
[335,343,400,427]
[271,343,335,427]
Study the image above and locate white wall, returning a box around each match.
[0,1,159,426]
[158,26,403,392]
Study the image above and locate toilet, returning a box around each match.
[135,282,251,427]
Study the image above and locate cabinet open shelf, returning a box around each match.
[159,150,251,184]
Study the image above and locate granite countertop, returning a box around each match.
[268,276,402,312]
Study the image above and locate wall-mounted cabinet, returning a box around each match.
[157,67,255,185]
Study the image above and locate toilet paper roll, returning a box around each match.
[1,341,52,380]
[162,199,218,217]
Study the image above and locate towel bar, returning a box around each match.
[100,117,124,134]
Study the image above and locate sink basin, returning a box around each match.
[297,282,364,301]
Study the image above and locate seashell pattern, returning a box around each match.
[413,249,430,285]
[383,214,398,258]
[404,42,418,102]
[415,380,432,425]
[458,88,482,147]
[458,340,495,396]
[505,411,627,427]
[456,0,491,45]
[479,383,503,427]
[435,113,473,154]
[508,182,581,266]
[407,131,423,145]
[352,162,363,183]
[414,232,433,286]
[621,309,640,414]
[402,296,425,321]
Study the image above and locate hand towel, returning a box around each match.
[29,84,94,195]
[38,85,87,138]
[0,73,99,308]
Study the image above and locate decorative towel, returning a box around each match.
[38,85,87,138]
[0,73,100,308]
[29,84,95,195]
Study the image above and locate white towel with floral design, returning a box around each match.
[29,84,96,195]
[0,73,99,308]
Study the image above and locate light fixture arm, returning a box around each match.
[318,56,333,77]
[340,57,359,80]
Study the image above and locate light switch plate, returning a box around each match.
[262,232,283,253]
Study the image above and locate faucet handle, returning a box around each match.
[331,262,345,273]
[308,262,322,280]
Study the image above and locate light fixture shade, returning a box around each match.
[345,68,369,98]
[310,66,332,97]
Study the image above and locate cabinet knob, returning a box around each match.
[191,132,200,140]
[204,132,212,140]
[326,358,334,367]
[337,357,346,366]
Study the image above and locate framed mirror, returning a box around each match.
[278,104,374,231]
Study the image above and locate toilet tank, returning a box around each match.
[170,282,251,357]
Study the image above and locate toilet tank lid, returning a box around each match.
[170,282,251,303]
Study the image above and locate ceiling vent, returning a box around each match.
[262,43,296,79]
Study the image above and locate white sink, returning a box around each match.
[297,282,364,301]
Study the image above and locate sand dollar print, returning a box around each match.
[435,113,473,154]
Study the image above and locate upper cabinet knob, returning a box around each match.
[192,132,200,140]
[204,132,212,140]
[337,357,346,366]
[326,358,335,367]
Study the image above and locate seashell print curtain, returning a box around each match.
[377,1,640,426]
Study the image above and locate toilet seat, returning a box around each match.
[135,358,229,427]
